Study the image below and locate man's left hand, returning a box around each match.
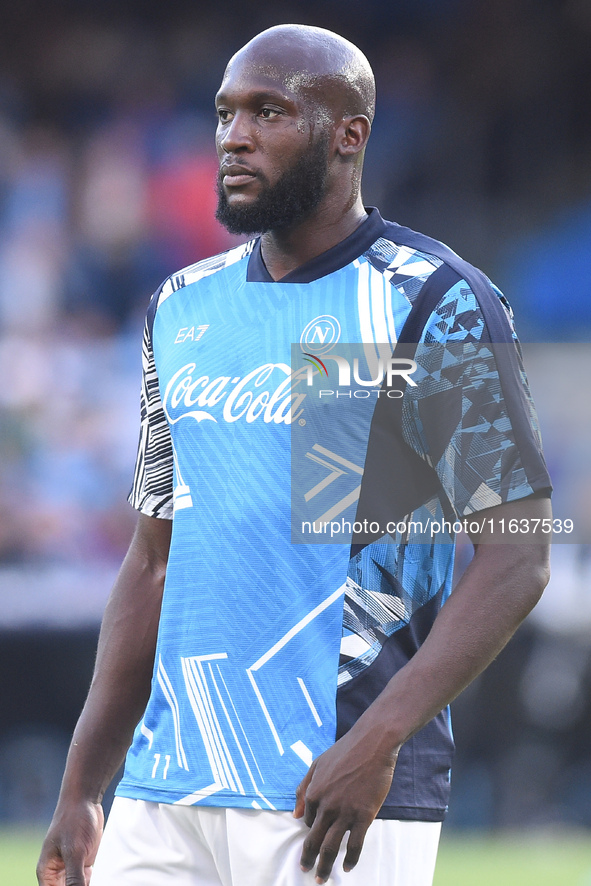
[293,723,398,883]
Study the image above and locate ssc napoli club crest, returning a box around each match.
[300,315,341,355]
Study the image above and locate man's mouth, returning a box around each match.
[221,165,257,187]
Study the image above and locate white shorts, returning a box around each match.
[90,797,441,886]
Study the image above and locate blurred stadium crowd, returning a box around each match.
[1,0,591,830]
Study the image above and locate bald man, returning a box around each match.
[37,24,551,886]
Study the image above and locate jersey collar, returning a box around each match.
[246,207,388,284]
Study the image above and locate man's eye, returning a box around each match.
[217,109,231,123]
[260,108,280,119]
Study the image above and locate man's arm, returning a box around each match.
[37,512,172,886]
[294,495,551,884]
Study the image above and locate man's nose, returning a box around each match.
[218,112,255,153]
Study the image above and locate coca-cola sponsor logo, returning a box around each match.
[163,362,307,426]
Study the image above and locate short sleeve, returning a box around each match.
[402,279,551,517]
[128,311,174,519]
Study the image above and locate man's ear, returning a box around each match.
[335,115,371,157]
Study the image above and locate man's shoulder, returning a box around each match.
[373,214,514,340]
[374,217,482,285]
[156,240,256,306]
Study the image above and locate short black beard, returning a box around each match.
[215,135,330,235]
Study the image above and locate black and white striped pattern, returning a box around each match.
[128,316,174,519]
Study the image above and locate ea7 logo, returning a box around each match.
[175,325,209,344]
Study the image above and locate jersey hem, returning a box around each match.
[115,782,447,821]
[115,781,297,809]
[376,805,447,822]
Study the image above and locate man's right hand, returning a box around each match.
[37,799,104,885]
[36,513,171,886]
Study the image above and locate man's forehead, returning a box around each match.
[217,55,321,103]
[217,26,375,122]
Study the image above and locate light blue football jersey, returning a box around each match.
[118,209,550,819]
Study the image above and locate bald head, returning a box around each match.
[215,25,374,237]
[224,24,376,125]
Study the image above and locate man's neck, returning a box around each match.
[259,199,368,281]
